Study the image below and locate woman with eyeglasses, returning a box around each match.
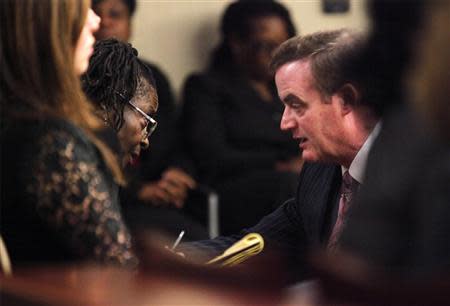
[82,38,158,167]
[1,0,137,266]
[81,38,159,229]
[82,39,211,242]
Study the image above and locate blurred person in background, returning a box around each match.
[181,0,301,235]
[1,0,136,267]
[338,0,450,279]
[301,2,450,304]
[92,0,207,240]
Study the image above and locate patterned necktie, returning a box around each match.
[328,171,359,251]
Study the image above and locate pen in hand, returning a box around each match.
[171,230,185,251]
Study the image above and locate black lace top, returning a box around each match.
[1,118,137,267]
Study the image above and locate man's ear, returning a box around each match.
[336,83,360,115]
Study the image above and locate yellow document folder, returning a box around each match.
[206,233,264,267]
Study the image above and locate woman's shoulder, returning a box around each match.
[185,70,232,86]
[183,71,239,98]
[3,117,85,137]
[39,119,96,150]
[2,118,100,162]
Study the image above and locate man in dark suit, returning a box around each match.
[180,29,381,283]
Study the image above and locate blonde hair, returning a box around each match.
[409,1,450,140]
[1,0,124,184]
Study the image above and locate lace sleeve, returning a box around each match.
[27,128,137,267]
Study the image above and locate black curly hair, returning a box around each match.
[82,38,157,131]
[210,0,297,73]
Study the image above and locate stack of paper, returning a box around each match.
[206,233,264,267]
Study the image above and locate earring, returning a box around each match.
[100,105,109,126]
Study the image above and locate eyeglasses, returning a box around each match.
[127,101,157,139]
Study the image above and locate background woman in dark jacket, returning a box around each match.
[181,0,302,234]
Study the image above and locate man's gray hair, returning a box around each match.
[270,29,366,98]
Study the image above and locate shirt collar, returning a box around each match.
[341,121,382,184]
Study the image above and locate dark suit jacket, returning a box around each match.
[180,162,343,283]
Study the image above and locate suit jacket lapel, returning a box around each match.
[297,163,342,246]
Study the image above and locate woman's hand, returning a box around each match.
[138,168,196,208]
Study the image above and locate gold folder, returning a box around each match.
[206,233,264,267]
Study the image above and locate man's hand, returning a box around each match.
[137,167,196,208]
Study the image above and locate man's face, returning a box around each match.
[93,0,131,42]
[276,60,346,164]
